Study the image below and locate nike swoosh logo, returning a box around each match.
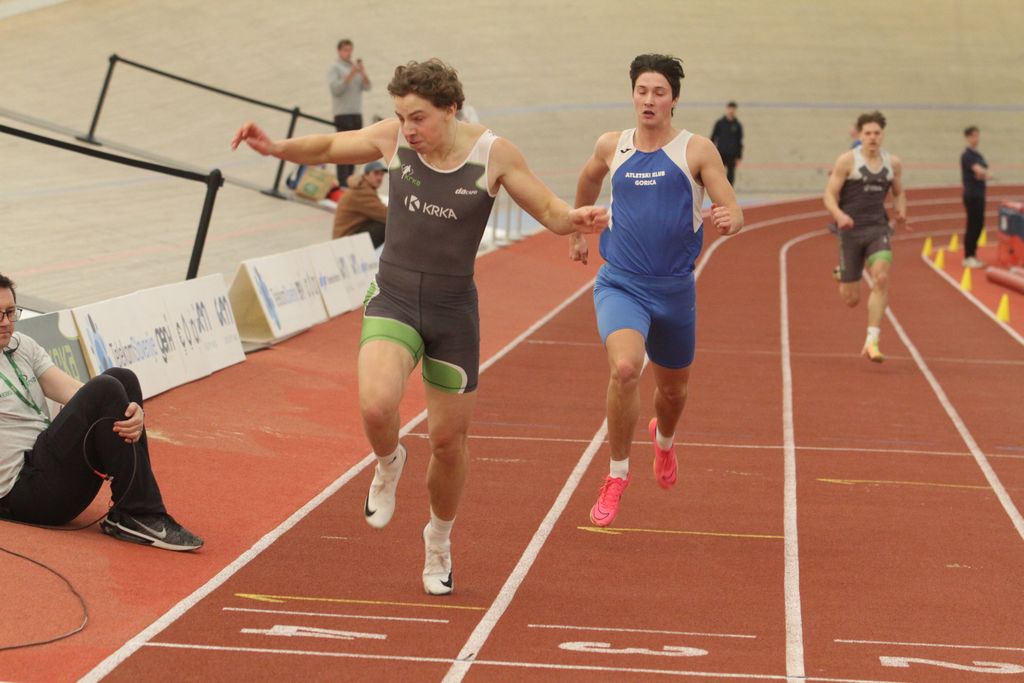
[442,572,453,588]
[620,148,632,153]
[137,520,168,539]
[364,496,376,518]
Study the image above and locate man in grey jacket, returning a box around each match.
[327,39,371,185]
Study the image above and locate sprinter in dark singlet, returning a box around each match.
[232,59,608,596]
[824,110,907,363]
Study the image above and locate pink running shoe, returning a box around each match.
[649,418,677,489]
[589,474,630,527]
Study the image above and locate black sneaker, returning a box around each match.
[101,510,204,552]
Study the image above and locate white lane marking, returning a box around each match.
[919,252,1024,346]
[222,607,448,624]
[141,641,904,681]
[836,638,1024,653]
[238,625,386,641]
[559,642,708,657]
[441,422,609,681]
[528,623,756,639]
[80,277,597,683]
[780,230,828,681]
[884,307,1024,541]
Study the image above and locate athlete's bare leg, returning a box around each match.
[358,339,416,456]
[605,328,647,463]
[424,386,477,521]
[651,363,690,437]
[866,258,891,328]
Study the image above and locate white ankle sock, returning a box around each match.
[656,427,674,451]
[428,509,454,546]
[866,326,880,344]
[376,444,402,468]
[609,458,629,480]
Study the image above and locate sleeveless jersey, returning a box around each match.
[599,129,705,277]
[383,128,497,277]
[838,147,894,229]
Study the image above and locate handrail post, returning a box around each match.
[186,169,224,279]
[261,106,302,199]
[77,54,119,145]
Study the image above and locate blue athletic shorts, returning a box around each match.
[593,263,697,369]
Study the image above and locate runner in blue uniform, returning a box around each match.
[232,59,607,595]
[572,54,743,527]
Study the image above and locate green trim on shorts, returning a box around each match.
[360,316,424,362]
[422,355,469,394]
[866,250,893,266]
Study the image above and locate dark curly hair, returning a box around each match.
[857,110,887,130]
[629,54,685,100]
[387,59,464,111]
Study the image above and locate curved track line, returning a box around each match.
[779,230,829,680]
[81,278,598,682]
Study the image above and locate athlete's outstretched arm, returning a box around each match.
[692,136,743,235]
[231,119,397,166]
[492,138,608,236]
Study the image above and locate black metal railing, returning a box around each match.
[78,54,334,198]
[2,123,223,280]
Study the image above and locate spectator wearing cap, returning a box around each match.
[333,160,388,247]
[710,101,743,186]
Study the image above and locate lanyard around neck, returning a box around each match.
[1,352,49,423]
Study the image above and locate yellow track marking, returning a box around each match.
[235,593,485,611]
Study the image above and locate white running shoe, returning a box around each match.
[422,523,453,595]
[363,444,406,529]
[963,256,987,269]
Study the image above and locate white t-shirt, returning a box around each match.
[0,332,54,498]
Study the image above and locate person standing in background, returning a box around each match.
[710,101,743,185]
[327,39,371,186]
[961,126,992,269]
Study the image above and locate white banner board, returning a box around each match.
[228,248,328,344]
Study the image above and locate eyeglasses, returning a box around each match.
[0,307,23,322]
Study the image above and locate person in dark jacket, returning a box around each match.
[960,126,992,269]
[710,101,743,185]
[333,160,388,247]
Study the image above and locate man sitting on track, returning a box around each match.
[0,274,203,551]
[232,59,608,595]
[823,110,908,362]
[571,54,743,527]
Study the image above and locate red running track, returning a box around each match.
[3,186,1023,682]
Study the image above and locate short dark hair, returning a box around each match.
[964,125,979,137]
[856,110,887,131]
[388,59,465,111]
[726,101,738,108]
[629,54,685,100]
[337,39,353,50]
[0,273,15,301]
